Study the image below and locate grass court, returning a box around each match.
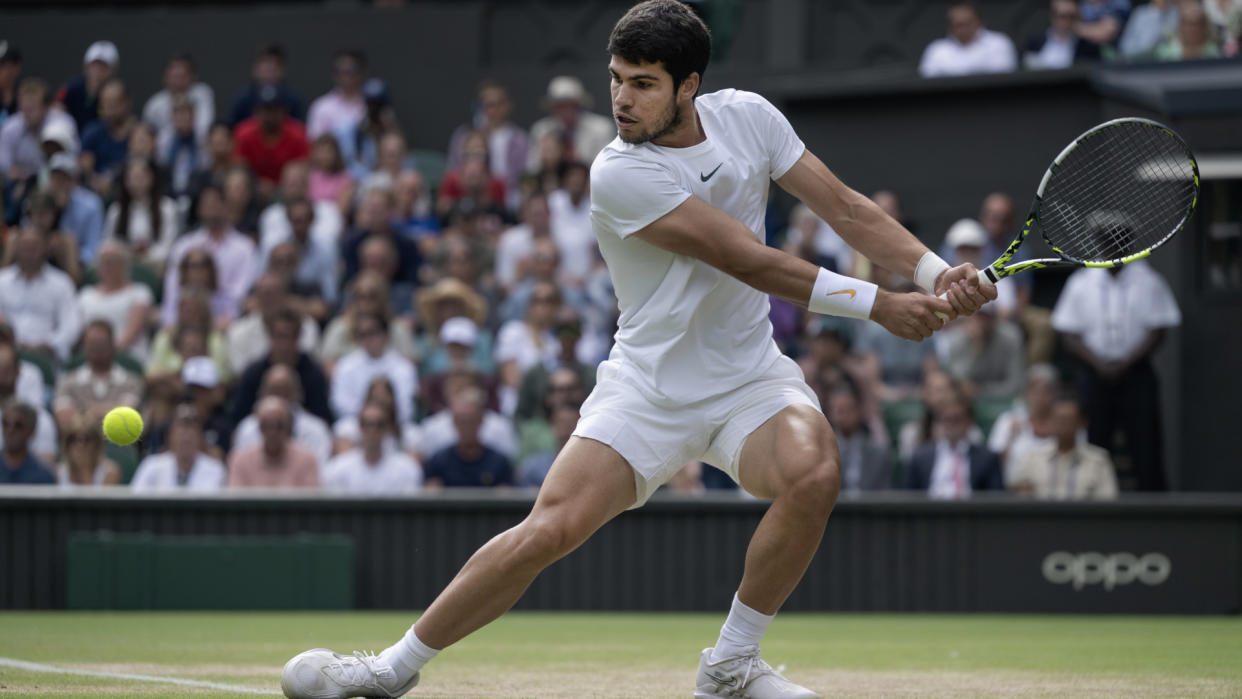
[1,611,1239,697]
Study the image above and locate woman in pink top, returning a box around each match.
[308,134,355,214]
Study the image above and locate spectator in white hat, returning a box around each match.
[44,151,105,265]
[40,117,78,160]
[0,78,77,187]
[171,354,232,461]
[941,217,1016,315]
[526,75,615,172]
[418,316,501,417]
[59,40,118,131]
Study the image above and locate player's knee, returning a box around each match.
[510,517,577,568]
[784,455,841,519]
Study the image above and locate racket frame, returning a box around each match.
[980,117,1200,284]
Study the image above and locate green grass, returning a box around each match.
[1,612,1240,697]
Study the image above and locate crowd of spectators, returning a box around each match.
[919,0,1240,77]
[0,17,1184,501]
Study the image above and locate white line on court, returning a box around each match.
[0,656,283,695]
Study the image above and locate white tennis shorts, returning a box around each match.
[572,354,820,507]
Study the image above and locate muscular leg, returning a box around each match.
[735,405,841,615]
[413,436,637,649]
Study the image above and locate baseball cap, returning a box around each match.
[545,76,590,106]
[41,119,78,155]
[40,119,77,153]
[83,40,119,67]
[0,40,21,64]
[944,218,988,249]
[362,78,389,104]
[47,151,79,177]
[181,356,220,389]
[439,316,478,348]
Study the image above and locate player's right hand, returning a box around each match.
[870,289,954,341]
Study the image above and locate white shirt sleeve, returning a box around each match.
[752,97,806,179]
[589,154,691,240]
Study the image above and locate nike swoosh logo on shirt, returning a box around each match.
[828,289,856,299]
[700,163,723,182]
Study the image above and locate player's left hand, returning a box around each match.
[934,263,998,316]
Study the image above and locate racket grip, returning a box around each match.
[934,267,996,320]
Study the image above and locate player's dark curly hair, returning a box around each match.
[608,0,711,96]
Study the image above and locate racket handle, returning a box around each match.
[934,267,996,320]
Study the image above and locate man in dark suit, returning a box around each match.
[827,387,893,492]
[905,389,1003,498]
[1023,0,1103,70]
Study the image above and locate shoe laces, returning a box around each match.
[732,646,780,689]
[324,650,395,690]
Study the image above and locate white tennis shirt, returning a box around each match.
[590,89,806,406]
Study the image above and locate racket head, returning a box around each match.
[1031,117,1199,267]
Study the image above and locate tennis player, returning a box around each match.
[282,2,995,697]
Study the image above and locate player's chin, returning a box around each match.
[616,122,645,144]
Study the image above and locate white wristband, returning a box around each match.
[808,267,878,320]
[913,251,951,294]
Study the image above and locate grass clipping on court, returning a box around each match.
[0,612,1238,697]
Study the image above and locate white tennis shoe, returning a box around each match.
[695,646,820,699]
[281,648,419,699]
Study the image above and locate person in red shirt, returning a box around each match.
[232,85,308,187]
[435,130,507,218]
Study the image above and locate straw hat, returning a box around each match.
[416,278,487,329]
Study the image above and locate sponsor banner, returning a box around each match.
[974,516,1240,613]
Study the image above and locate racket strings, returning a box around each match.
[1037,122,1196,263]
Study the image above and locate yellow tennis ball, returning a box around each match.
[102,407,144,446]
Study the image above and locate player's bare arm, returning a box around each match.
[775,149,997,316]
[631,196,951,341]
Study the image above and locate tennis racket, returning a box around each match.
[941,117,1199,304]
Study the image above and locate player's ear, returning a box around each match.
[678,72,700,100]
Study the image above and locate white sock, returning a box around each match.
[710,592,774,662]
[378,625,439,683]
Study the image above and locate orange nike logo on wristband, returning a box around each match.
[827,289,856,299]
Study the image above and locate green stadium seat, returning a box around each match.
[973,396,1014,440]
[80,261,163,305]
[18,349,58,388]
[881,398,923,449]
[105,442,141,485]
[410,149,448,191]
[64,351,145,377]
